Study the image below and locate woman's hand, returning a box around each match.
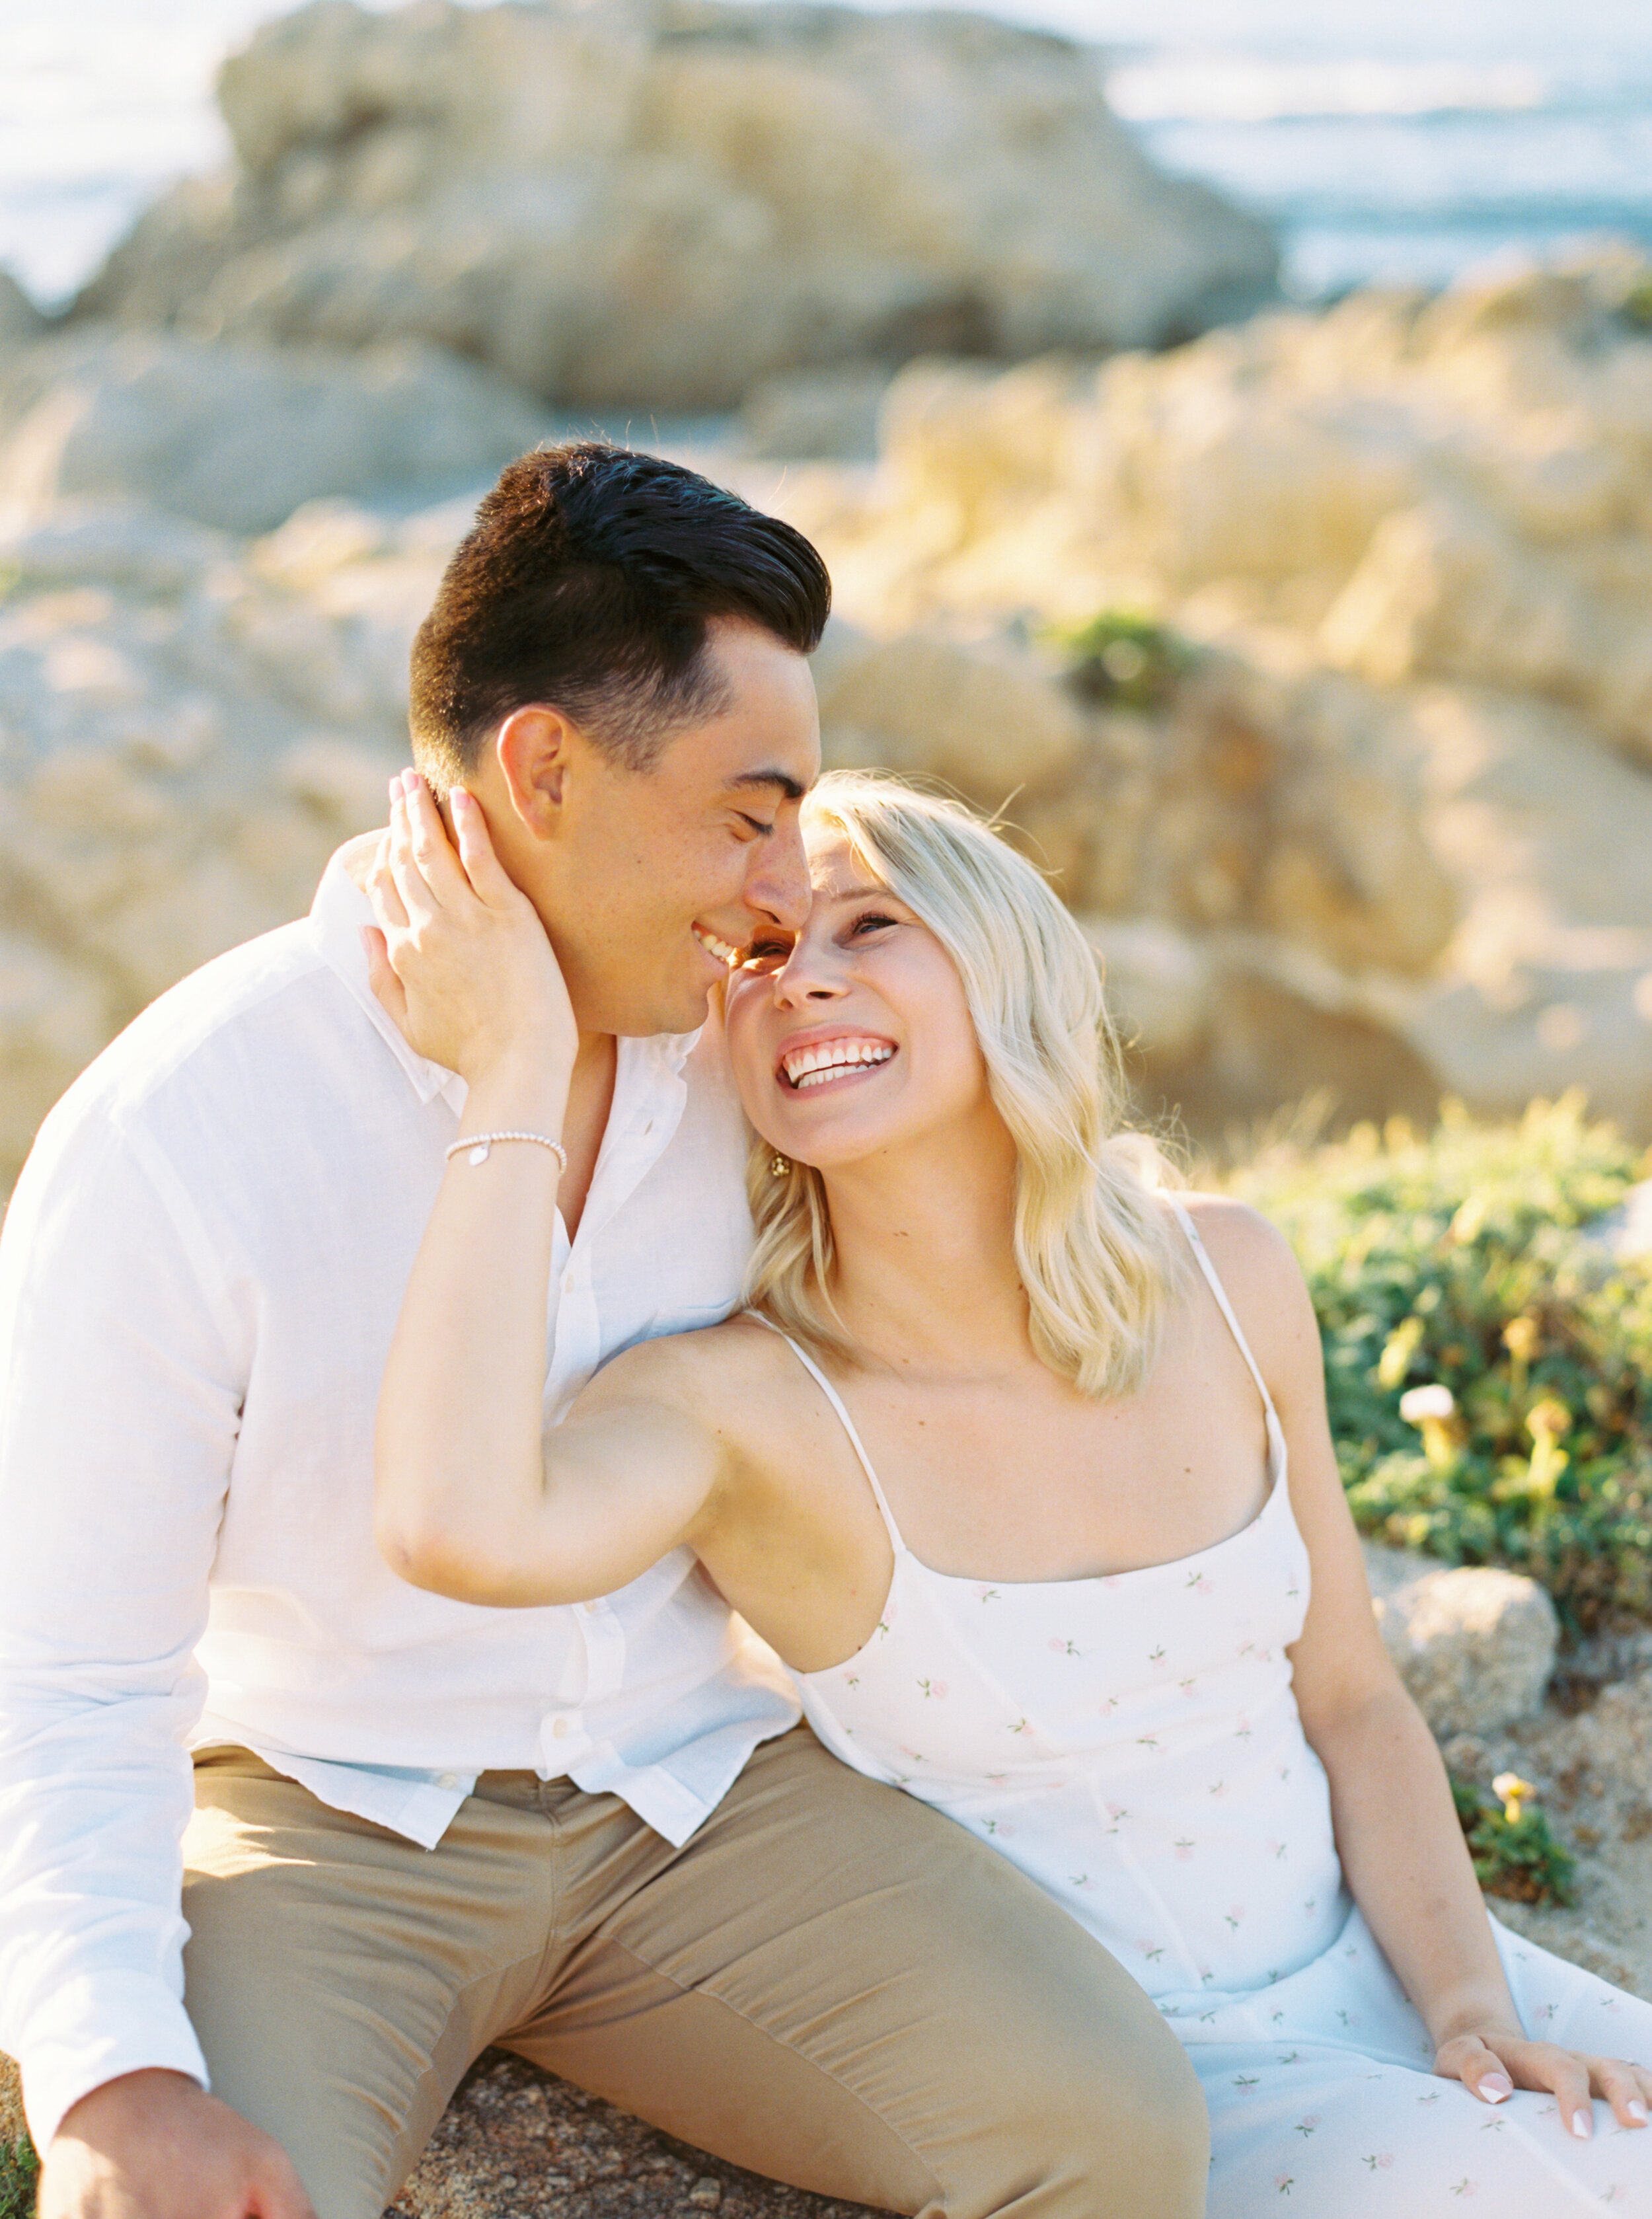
[365,771,577,1087]
[1435,2020,1652,2138]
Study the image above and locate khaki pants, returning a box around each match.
[182,1731,1207,2219]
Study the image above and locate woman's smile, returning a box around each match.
[778,1034,898,1092]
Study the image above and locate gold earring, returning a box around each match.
[770,1153,790,1178]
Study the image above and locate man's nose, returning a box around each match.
[743,811,811,932]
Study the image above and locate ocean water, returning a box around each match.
[1,0,1649,312]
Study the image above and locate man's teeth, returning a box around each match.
[695,926,742,967]
[783,1041,895,1089]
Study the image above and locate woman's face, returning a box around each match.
[722,826,997,1171]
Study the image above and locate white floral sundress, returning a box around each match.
[774,1205,1652,2214]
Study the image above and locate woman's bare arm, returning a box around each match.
[1193,1195,1651,2140]
[367,776,732,1608]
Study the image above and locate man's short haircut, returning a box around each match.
[409,441,832,784]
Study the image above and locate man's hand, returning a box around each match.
[40,2070,316,2219]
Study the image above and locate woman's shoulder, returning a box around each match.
[576,1310,808,1434]
[1174,1189,1299,1273]
[1173,1190,1322,1402]
[1172,1191,1313,1324]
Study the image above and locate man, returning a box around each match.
[0,443,1206,2219]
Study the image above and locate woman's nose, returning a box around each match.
[771,942,846,1006]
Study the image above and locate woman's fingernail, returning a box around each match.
[1480,2073,1512,2102]
[1571,2109,1594,2139]
[1630,2098,1647,2124]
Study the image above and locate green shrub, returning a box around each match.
[1618,278,1652,333]
[1228,1096,1652,1631]
[0,2140,37,2219]
[1450,1771,1577,1906]
[1047,610,1195,710]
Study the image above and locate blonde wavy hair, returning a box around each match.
[743,770,1186,1400]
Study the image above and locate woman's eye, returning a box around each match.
[849,911,898,936]
[742,939,792,969]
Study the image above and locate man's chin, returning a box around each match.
[597,988,715,1041]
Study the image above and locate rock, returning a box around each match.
[1321,494,1652,764]
[1080,918,1215,1066]
[757,248,1652,1136]
[1581,1180,1652,1263]
[1379,684,1652,1129]
[0,326,550,534]
[0,494,447,1184]
[0,268,45,347]
[740,365,891,461]
[1487,1651,1652,2001]
[816,630,1086,803]
[0,2050,22,2147]
[777,246,1652,656]
[1367,1552,1559,1737]
[1563,1672,1652,1817]
[79,0,1278,410]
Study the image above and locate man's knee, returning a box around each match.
[984,1999,1208,2219]
[1069,2015,1209,2217]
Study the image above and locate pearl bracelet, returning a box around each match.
[445,1130,568,1172]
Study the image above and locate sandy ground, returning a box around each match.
[389,2057,878,2219]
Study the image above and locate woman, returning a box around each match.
[368,765,1652,2214]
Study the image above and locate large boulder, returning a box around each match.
[1365,1548,1559,1738]
[760,249,1652,1133]
[0,326,550,534]
[0,494,447,1182]
[77,0,1278,410]
[815,629,1454,1128]
[790,252,1652,669]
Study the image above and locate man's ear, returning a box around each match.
[494,705,576,837]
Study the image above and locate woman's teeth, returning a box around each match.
[695,926,742,967]
[782,1041,894,1089]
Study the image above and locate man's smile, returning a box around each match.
[693,924,744,968]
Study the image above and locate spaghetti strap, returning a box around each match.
[744,1314,908,1554]
[1166,1199,1281,1430]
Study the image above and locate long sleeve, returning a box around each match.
[0,1100,248,2152]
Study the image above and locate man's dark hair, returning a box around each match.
[409,440,832,783]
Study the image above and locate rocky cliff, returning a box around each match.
[76,0,1278,409]
[764,250,1652,1133]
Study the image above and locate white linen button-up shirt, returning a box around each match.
[0,849,798,2152]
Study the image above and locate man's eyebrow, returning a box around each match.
[728,770,807,802]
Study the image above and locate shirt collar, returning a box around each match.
[307,842,707,1107]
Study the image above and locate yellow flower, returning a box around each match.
[1492,1772,1536,1825]
[1399,1383,1460,1472]
[1378,1316,1425,1391]
[1501,1316,1541,1366]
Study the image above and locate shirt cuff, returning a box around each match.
[19,1970,209,2156]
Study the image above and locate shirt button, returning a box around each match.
[437,1773,458,1791]
[552,1717,569,1741]
[562,1271,576,1293]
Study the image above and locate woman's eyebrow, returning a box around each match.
[821,879,891,903]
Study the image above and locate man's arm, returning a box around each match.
[0,1103,309,2212]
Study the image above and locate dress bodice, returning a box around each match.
[769,1204,1349,2004]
